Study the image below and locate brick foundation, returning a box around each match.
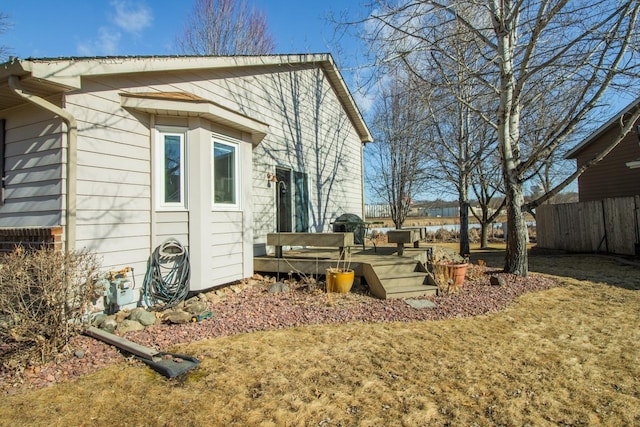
[0,227,64,253]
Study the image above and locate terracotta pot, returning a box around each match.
[326,268,354,293]
[445,262,468,286]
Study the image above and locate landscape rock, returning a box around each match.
[405,299,437,309]
[115,310,130,323]
[74,350,85,358]
[490,276,507,287]
[100,318,118,333]
[117,319,146,334]
[268,282,290,293]
[184,300,208,314]
[162,310,193,324]
[1,267,563,395]
[214,289,228,298]
[128,308,157,326]
[91,313,107,327]
[230,285,244,293]
[184,295,203,306]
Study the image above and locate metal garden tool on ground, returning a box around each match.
[85,326,200,378]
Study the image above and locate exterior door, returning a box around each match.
[294,171,309,232]
[276,167,292,232]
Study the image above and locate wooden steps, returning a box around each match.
[363,259,438,299]
[254,246,438,299]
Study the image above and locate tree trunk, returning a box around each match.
[459,200,470,256]
[504,182,528,276]
[480,221,489,249]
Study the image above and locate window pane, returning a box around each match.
[213,142,236,204]
[164,135,181,203]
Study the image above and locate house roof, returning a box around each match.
[0,54,373,143]
[120,91,270,145]
[565,95,640,159]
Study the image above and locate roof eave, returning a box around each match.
[565,95,640,159]
[625,159,640,169]
[319,57,373,144]
[2,54,373,143]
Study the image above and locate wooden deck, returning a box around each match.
[254,245,438,299]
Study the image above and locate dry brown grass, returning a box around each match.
[1,246,639,426]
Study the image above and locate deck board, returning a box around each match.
[254,246,437,299]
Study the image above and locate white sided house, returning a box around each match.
[0,54,372,297]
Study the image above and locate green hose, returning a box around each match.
[143,239,190,310]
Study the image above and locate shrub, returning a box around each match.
[0,247,101,370]
[435,228,459,241]
[468,227,480,243]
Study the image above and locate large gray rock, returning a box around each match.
[115,310,130,323]
[100,318,118,333]
[185,301,208,315]
[117,319,146,333]
[185,293,208,305]
[129,308,157,326]
[162,310,193,324]
[405,299,437,309]
[268,282,289,294]
[91,313,107,327]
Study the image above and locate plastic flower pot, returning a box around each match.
[326,268,355,293]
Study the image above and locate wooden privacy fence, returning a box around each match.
[537,196,640,256]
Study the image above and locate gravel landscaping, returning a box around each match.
[0,264,559,395]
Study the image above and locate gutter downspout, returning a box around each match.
[8,75,77,252]
[361,142,366,220]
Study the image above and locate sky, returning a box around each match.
[1,0,357,57]
[1,0,374,115]
[0,0,594,201]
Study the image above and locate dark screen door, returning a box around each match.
[294,171,309,232]
[276,167,292,232]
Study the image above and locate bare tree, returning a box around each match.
[470,151,505,248]
[368,73,430,229]
[0,13,11,61]
[177,0,275,55]
[420,23,498,256]
[356,0,640,275]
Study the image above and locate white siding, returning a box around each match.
[66,85,151,283]
[3,60,364,292]
[247,67,364,255]
[0,104,63,227]
[156,211,189,247]
[207,210,245,287]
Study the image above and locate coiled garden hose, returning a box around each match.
[143,239,190,310]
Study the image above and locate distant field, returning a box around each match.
[367,216,505,228]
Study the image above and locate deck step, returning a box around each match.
[372,264,424,277]
[365,261,438,299]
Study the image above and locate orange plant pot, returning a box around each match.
[444,262,468,286]
[326,268,355,293]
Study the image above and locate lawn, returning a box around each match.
[0,245,638,426]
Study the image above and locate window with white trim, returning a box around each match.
[156,128,187,209]
[212,138,239,209]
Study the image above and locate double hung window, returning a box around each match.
[156,128,186,209]
[212,139,239,209]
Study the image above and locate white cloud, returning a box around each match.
[76,1,151,56]
[354,89,376,116]
[110,0,153,34]
[77,27,122,56]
